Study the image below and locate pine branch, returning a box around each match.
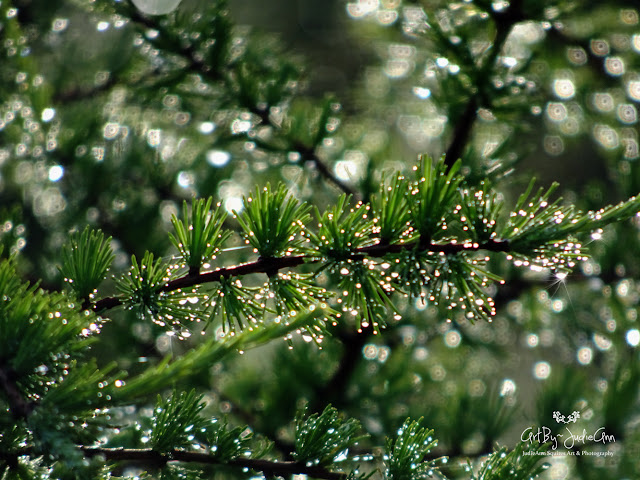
[80,447,348,480]
[93,238,511,313]
[52,64,169,104]
[125,3,222,81]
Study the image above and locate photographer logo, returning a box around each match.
[521,410,615,457]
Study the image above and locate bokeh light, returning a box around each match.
[626,329,640,347]
[533,361,551,380]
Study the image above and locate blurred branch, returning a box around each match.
[295,143,358,198]
[444,97,478,169]
[121,3,356,198]
[52,65,169,104]
[0,365,34,419]
[309,327,370,413]
[53,73,120,103]
[444,0,525,168]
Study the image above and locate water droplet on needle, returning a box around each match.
[131,0,182,15]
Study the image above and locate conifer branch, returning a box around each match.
[53,73,120,103]
[80,447,348,480]
[93,239,510,313]
[4,2,640,479]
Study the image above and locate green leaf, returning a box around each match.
[384,418,438,480]
[334,261,399,333]
[200,418,254,462]
[268,272,332,343]
[410,156,464,243]
[294,405,366,467]
[500,181,640,272]
[151,390,207,452]
[236,183,311,259]
[429,252,502,322]
[60,227,114,301]
[169,197,231,275]
[371,173,413,245]
[501,180,570,247]
[458,182,503,243]
[208,276,266,334]
[469,441,549,480]
[0,257,92,378]
[387,249,433,299]
[310,194,375,261]
[39,359,120,412]
[116,252,203,336]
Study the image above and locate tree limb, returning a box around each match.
[93,238,510,312]
[80,447,348,480]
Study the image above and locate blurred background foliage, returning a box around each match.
[1,0,640,478]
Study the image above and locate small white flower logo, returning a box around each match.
[553,410,580,424]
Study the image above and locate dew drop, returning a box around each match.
[131,0,182,15]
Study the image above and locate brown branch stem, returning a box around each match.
[80,447,347,480]
[93,238,510,313]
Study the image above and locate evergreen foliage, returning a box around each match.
[1,0,640,479]
[59,226,115,302]
[384,418,439,480]
[169,197,230,276]
[293,405,364,467]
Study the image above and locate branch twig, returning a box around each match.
[93,238,510,312]
[80,447,348,480]
[295,143,358,198]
